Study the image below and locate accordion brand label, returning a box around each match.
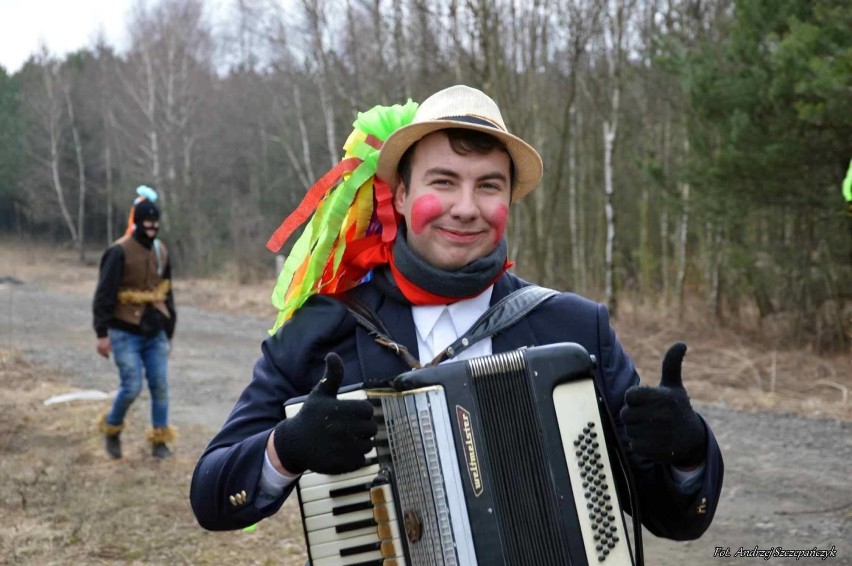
[456,405,483,497]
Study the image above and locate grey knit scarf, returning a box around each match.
[375,225,508,303]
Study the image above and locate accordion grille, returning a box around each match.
[470,351,572,565]
[382,393,459,565]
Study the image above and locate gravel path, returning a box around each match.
[2,280,850,565]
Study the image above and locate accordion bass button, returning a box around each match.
[403,509,422,543]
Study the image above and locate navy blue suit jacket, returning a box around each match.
[190,272,723,541]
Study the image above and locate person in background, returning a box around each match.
[190,86,723,548]
[93,185,177,459]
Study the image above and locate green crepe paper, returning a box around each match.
[268,100,419,334]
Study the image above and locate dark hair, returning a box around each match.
[397,128,516,194]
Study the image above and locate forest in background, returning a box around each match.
[0,0,849,352]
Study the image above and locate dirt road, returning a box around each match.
[2,274,850,565]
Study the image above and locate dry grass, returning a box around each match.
[0,350,308,566]
[615,299,851,421]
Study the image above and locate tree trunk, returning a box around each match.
[291,85,316,185]
[603,118,617,314]
[676,149,690,318]
[602,0,627,316]
[568,104,580,291]
[43,64,78,244]
[105,108,116,243]
[63,82,87,262]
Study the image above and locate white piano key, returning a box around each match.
[300,464,382,500]
[307,510,403,545]
[298,451,380,488]
[310,533,404,560]
[302,490,370,518]
[302,484,394,518]
[305,502,399,532]
[305,507,373,532]
[312,551,384,566]
[312,543,406,566]
[307,522,378,545]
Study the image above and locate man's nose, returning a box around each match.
[450,187,479,220]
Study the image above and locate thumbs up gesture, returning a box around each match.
[621,343,707,468]
[273,353,377,475]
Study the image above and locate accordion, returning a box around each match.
[284,342,636,566]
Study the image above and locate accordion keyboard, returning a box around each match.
[286,391,407,566]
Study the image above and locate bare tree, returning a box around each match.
[20,50,80,245]
[601,0,635,316]
[299,0,339,168]
[676,137,690,317]
[547,0,601,291]
[62,77,88,261]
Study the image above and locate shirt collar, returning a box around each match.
[411,285,494,342]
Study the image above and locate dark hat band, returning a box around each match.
[440,115,505,131]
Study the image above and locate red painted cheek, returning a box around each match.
[488,204,509,243]
[410,195,444,234]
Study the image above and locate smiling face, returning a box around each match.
[393,131,512,270]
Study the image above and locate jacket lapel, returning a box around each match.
[353,286,420,387]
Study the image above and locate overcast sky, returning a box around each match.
[0,0,135,74]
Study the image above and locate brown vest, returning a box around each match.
[113,234,172,326]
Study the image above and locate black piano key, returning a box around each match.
[348,561,384,566]
[335,517,378,533]
[332,500,374,515]
[339,541,382,557]
[329,482,373,498]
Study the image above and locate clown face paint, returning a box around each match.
[394,132,512,270]
[409,194,443,234]
[488,204,509,245]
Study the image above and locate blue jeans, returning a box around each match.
[106,328,170,429]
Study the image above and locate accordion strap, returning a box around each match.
[340,296,423,370]
[428,285,557,366]
[339,285,557,370]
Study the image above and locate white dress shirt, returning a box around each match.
[411,285,494,365]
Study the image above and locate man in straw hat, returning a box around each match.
[93,186,177,459]
[191,86,723,547]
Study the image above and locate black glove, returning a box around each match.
[273,353,377,475]
[620,342,707,467]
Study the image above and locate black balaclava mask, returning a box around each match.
[133,199,160,246]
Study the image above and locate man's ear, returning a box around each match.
[393,181,407,214]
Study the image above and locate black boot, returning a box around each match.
[152,442,173,459]
[148,426,177,459]
[105,434,122,459]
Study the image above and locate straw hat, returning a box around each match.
[375,85,543,201]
